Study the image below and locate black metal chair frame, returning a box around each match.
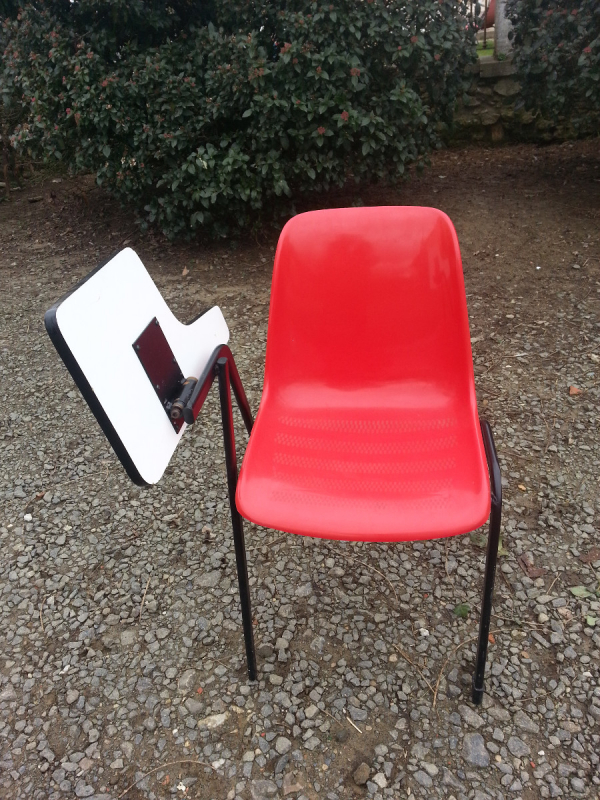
[193,347,502,705]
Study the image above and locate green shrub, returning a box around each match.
[506,0,600,128]
[5,1,477,237]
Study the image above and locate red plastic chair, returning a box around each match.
[232,207,502,704]
[44,207,501,705]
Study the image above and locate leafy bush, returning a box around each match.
[5,1,477,237]
[506,0,600,127]
[1,0,22,195]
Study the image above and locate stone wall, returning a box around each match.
[447,57,583,145]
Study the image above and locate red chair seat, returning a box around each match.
[236,206,490,541]
[237,383,490,540]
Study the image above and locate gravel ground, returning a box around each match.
[1,140,599,800]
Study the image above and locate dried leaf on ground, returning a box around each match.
[470,532,507,555]
[453,603,470,619]
[283,772,304,796]
[569,585,594,599]
[580,547,600,564]
[470,532,487,549]
[518,554,546,579]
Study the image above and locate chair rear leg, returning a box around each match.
[216,357,257,681]
[472,420,502,705]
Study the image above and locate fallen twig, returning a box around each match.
[49,464,112,488]
[392,645,435,696]
[265,535,288,548]
[345,716,363,734]
[320,706,342,727]
[39,596,46,633]
[117,759,219,799]
[326,546,399,604]
[432,629,500,708]
[491,612,545,629]
[498,569,515,597]
[138,577,150,622]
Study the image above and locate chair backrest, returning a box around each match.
[264,207,477,413]
[45,248,229,485]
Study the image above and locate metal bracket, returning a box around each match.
[133,323,253,439]
[133,317,190,433]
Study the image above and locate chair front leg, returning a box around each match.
[216,356,257,682]
[472,420,502,705]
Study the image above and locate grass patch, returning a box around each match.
[477,44,495,58]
